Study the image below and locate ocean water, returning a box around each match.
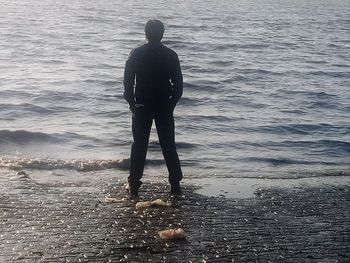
[0,0,349,179]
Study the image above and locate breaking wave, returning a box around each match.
[0,158,130,172]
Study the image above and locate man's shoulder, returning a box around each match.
[135,44,148,51]
[160,44,179,60]
[161,44,177,54]
[128,45,146,58]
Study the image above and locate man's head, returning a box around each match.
[145,20,164,42]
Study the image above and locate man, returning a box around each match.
[123,20,183,197]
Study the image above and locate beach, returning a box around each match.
[1,0,349,261]
[1,169,349,262]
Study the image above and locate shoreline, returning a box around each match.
[0,169,349,262]
[192,175,350,199]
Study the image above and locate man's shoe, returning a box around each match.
[125,181,142,197]
[129,187,139,197]
[170,182,182,195]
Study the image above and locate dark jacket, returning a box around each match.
[123,42,183,110]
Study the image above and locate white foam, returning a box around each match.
[0,157,129,171]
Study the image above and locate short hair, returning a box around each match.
[145,20,164,42]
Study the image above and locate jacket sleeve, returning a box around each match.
[123,50,136,107]
[170,53,183,106]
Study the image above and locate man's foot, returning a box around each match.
[170,182,182,195]
[125,181,142,197]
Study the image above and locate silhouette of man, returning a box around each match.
[124,20,183,196]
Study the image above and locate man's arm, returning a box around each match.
[170,53,183,107]
[123,50,136,111]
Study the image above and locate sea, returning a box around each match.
[1,0,349,181]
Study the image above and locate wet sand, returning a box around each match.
[0,171,349,262]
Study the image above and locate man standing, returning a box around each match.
[123,20,183,197]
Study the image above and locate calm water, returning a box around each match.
[1,0,349,178]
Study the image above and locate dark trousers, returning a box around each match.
[128,106,182,186]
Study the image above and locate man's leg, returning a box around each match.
[155,110,183,190]
[128,108,153,195]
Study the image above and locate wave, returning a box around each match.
[0,103,54,114]
[148,140,198,150]
[0,130,64,144]
[178,114,238,123]
[83,79,119,86]
[178,97,201,106]
[0,90,36,98]
[0,102,77,116]
[239,157,339,166]
[278,90,339,99]
[265,140,349,153]
[210,43,270,51]
[206,140,350,158]
[32,91,88,103]
[0,130,99,145]
[256,123,349,136]
[184,81,221,92]
[237,68,284,76]
[308,71,350,78]
[0,158,130,172]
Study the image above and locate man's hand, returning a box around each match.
[129,104,135,113]
[130,103,144,113]
[169,97,177,111]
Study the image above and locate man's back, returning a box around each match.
[124,42,183,108]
